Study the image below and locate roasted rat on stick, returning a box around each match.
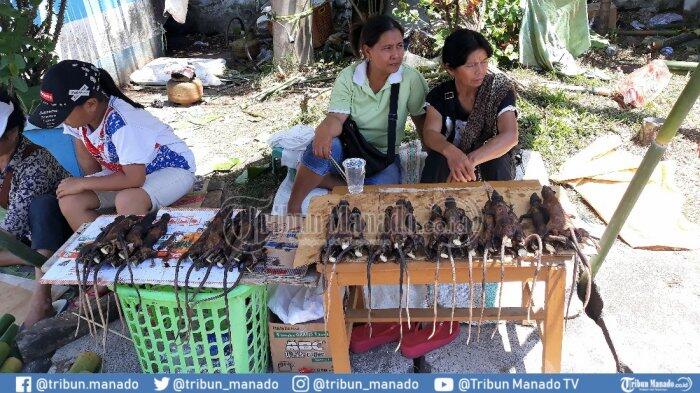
[425,197,474,337]
[473,190,526,340]
[367,199,423,350]
[534,186,629,373]
[177,206,270,340]
[74,212,170,344]
[321,200,368,264]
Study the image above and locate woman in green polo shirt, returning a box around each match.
[287,15,428,214]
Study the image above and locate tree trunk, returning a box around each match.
[594,0,612,35]
[272,0,314,70]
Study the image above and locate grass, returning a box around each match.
[514,67,656,170]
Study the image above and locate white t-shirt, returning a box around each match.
[63,96,196,174]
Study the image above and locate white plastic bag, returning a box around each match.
[268,284,325,325]
[164,0,189,24]
[130,58,226,86]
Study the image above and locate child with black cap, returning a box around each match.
[30,60,197,230]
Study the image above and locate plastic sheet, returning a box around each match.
[612,60,672,109]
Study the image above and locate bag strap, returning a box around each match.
[386,83,400,165]
[444,89,457,143]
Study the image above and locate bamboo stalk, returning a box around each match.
[590,63,700,276]
[664,60,699,72]
[0,229,47,268]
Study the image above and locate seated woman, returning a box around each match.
[29,60,197,230]
[0,89,72,327]
[421,29,518,183]
[287,15,428,213]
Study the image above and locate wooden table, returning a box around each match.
[303,182,571,373]
[319,257,566,373]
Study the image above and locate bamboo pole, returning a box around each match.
[665,60,699,72]
[0,229,47,268]
[590,63,700,276]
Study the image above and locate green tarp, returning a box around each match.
[519,0,591,75]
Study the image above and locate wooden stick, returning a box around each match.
[617,29,681,36]
[70,312,132,342]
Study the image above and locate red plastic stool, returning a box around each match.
[399,321,460,358]
[350,322,417,353]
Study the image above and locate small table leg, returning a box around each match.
[326,277,351,373]
[522,281,534,326]
[541,266,565,373]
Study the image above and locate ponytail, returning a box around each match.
[350,22,364,57]
[97,68,145,109]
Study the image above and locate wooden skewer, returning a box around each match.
[70,312,132,342]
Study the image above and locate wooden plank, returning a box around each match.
[317,260,567,286]
[542,266,565,373]
[345,307,545,323]
[332,180,544,194]
[325,275,351,373]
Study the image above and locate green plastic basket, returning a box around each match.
[115,284,269,373]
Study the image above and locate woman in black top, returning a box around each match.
[421,29,519,183]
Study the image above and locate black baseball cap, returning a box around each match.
[29,60,102,129]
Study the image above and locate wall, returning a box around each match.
[188,0,256,35]
[55,0,165,85]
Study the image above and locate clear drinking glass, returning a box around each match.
[342,158,366,194]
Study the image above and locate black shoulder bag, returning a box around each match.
[338,83,400,177]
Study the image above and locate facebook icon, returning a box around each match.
[16,377,32,392]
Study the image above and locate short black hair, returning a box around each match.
[350,15,404,57]
[0,88,26,135]
[442,29,493,69]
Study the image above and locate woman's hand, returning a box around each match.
[444,145,476,182]
[313,127,334,159]
[56,177,86,198]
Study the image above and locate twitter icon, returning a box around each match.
[154,377,170,391]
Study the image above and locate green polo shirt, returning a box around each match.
[328,61,428,153]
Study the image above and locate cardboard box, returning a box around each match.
[265,215,303,268]
[587,2,618,31]
[269,314,333,373]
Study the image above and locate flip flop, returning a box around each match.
[350,322,418,353]
[399,321,460,359]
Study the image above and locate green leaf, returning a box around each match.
[12,54,26,70]
[213,157,241,171]
[11,76,28,93]
[17,85,41,112]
